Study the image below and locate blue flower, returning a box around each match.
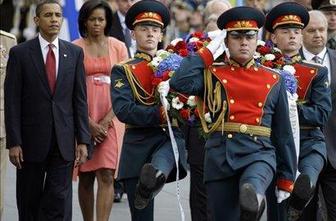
[278,69,297,95]
[155,53,183,77]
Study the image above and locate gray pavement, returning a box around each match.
[2,159,267,221]
[2,159,191,221]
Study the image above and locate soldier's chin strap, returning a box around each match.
[160,94,185,221]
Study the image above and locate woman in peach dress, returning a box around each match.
[73,1,128,221]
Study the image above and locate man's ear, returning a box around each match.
[271,33,277,44]
[131,30,135,40]
[33,16,39,26]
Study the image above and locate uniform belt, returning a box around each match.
[214,122,271,137]
[126,119,179,129]
[300,126,320,130]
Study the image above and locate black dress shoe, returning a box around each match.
[288,174,314,221]
[240,183,265,221]
[134,163,166,210]
[114,192,123,203]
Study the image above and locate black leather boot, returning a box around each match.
[240,183,265,221]
[288,174,314,221]
[134,163,166,210]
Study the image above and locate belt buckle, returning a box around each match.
[239,124,248,133]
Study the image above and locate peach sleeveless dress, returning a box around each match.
[73,37,128,172]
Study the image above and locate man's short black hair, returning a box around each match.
[78,0,113,37]
[35,0,62,17]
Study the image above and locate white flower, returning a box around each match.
[257,40,265,46]
[170,38,184,46]
[283,65,296,75]
[204,112,212,123]
[253,52,261,59]
[187,96,197,107]
[156,50,170,59]
[172,97,184,110]
[273,47,282,52]
[265,54,276,61]
[189,37,199,43]
[151,57,162,68]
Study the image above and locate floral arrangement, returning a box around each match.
[255,40,298,95]
[149,32,212,125]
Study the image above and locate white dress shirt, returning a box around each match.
[302,46,331,83]
[38,33,59,78]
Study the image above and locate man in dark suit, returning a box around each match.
[4,1,91,220]
[300,9,336,221]
[312,0,336,49]
[110,0,136,57]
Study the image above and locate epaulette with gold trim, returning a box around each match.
[302,59,325,68]
[0,30,16,40]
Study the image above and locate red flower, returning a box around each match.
[193,31,204,39]
[179,109,190,120]
[175,41,187,51]
[152,77,163,86]
[263,60,274,68]
[275,59,285,66]
[195,41,204,50]
[178,94,188,103]
[162,71,170,81]
[193,108,200,118]
[166,44,175,52]
[179,49,189,57]
[274,52,283,60]
[258,46,271,55]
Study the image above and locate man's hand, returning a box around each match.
[75,144,88,167]
[158,80,170,98]
[206,30,226,60]
[275,187,291,203]
[8,146,23,169]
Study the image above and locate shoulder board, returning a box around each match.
[259,65,281,76]
[302,59,325,68]
[0,30,16,40]
[118,58,134,65]
[212,62,227,66]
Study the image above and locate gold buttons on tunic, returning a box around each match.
[254,67,258,71]
[132,65,136,69]
[223,79,228,84]
[227,134,233,139]
[230,99,235,104]
[231,67,235,71]
[212,68,216,72]
[310,70,315,74]
[266,84,271,89]
[258,102,263,107]
[273,74,277,79]
[229,115,235,120]
[256,118,260,123]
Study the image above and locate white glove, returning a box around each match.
[206,30,226,60]
[275,187,291,203]
[158,80,170,98]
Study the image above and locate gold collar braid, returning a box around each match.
[122,64,155,105]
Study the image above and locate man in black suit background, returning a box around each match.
[110,0,137,57]
[300,9,336,221]
[4,1,91,220]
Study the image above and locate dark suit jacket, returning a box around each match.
[300,48,336,168]
[110,12,131,57]
[4,37,91,162]
[325,49,336,168]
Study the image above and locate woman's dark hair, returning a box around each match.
[78,0,113,37]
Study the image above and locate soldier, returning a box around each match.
[312,0,336,49]
[110,1,187,220]
[0,29,16,220]
[159,6,297,221]
[264,2,332,220]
